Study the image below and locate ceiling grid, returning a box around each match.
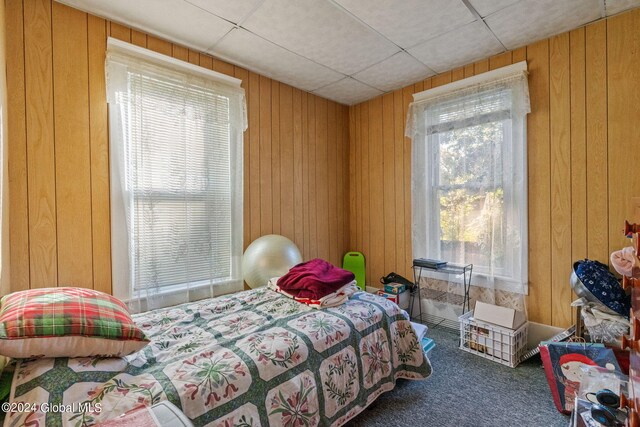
[57,0,640,104]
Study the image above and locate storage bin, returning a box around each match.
[376,289,410,310]
[459,310,528,368]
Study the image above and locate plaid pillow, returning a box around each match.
[0,287,149,358]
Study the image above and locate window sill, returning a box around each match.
[421,268,528,295]
[125,277,243,313]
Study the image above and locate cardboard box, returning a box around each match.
[473,301,526,330]
[383,283,407,294]
[376,289,410,310]
[376,290,399,304]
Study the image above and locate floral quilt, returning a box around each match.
[5,288,431,427]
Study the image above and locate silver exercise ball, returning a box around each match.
[242,235,303,289]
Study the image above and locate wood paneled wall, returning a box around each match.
[349,9,640,327]
[7,1,639,326]
[0,0,8,297]
[6,0,350,294]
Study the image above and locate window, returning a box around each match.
[407,62,530,292]
[106,39,247,311]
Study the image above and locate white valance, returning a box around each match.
[106,38,247,132]
[406,61,530,140]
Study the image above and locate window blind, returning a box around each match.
[106,39,247,311]
[425,88,512,135]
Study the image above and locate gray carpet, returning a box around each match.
[346,325,568,427]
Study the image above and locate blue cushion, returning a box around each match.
[575,259,630,317]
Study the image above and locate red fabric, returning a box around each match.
[277,258,355,300]
[539,345,567,414]
[612,347,630,374]
[559,353,598,366]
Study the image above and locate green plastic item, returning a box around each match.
[343,252,366,290]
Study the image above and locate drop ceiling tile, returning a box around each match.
[353,52,435,92]
[408,21,504,73]
[212,28,344,92]
[333,0,475,49]
[605,0,640,15]
[486,0,602,50]
[467,0,520,17]
[313,78,383,105]
[57,0,233,51]
[184,0,263,24]
[242,0,400,75]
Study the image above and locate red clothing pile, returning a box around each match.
[267,258,358,308]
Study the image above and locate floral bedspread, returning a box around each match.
[5,288,432,427]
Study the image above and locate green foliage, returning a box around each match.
[436,120,505,265]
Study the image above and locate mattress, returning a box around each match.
[5,287,432,426]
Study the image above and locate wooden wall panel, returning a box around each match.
[349,9,640,326]
[109,23,130,42]
[280,83,294,242]
[339,104,349,266]
[271,80,280,236]
[147,35,171,56]
[301,91,309,257]
[327,101,337,263]
[369,98,384,285]
[248,71,261,243]
[316,97,329,261]
[348,103,357,251]
[259,76,272,235]
[393,90,405,279]
[489,51,512,70]
[0,0,8,295]
[293,88,303,250]
[382,93,395,276]
[8,1,639,325]
[474,59,489,74]
[52,3,93,288]
[570,28,587,269]
[569,28,587,326]
[607,11,640,255]
[130,29,146,48]
[88,15,111,295]
[549,33,572,327]
[360,103,370,281]
[6,0,29,291]
[586,21,610,264]
[307,97,317,259]
[352,104,360,253]
[526,39,552,325]
[23,0,57,288]
[6,0,350,293]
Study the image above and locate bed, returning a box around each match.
[4,287,432,427]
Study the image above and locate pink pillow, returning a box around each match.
[610,246,640,278]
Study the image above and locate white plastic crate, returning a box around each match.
[459,310,528,368]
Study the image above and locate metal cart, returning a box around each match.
[409,261,473,327]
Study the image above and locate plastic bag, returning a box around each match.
[572,298,630,345]
[577,365,627,401]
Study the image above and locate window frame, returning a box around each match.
[427,113,513,280]
[409,61,529,294]
[106,38,246,307]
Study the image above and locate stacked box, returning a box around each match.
[376,289,410,310]
[383,283,407,294]
[376,290,400,304]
